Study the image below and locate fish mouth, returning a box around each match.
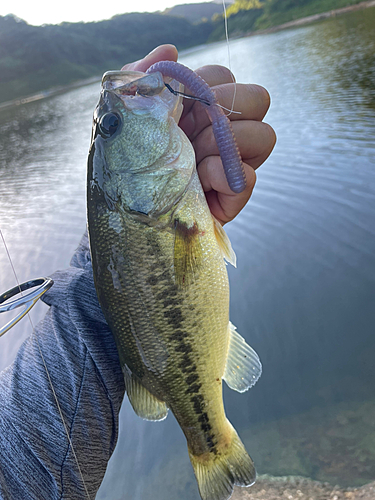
[102,70,147,93]
[101,70,184,123]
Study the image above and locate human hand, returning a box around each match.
[122,44,276,225]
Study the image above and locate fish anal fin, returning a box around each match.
[123,367,168,421]
[188,421,256,500]
[174,218,203,287]
[212,216,236,267]
[223,322,262,393]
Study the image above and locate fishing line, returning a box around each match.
[164,83,241,115]
[0,228,91,500]
[222,0,237,117]
[164,5,239,118]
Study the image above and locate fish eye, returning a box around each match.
[98,112,121,138]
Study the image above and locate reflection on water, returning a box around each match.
[1,6,375,498]
[0,84,99,365]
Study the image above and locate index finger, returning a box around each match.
[121,44,178,72]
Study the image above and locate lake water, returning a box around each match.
[1,6,375,498]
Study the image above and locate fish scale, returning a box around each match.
[124,211,227,456]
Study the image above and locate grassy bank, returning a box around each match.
[256,0,369,29]
[209,0,374,40]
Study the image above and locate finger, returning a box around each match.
[121,44,178,72]
[180,65,235,117]
[214,83,270,122]
[180,83,270,140]
[195,65,235,87]
[197,158,256,224]
[193,120,276,170]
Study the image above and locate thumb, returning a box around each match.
[121,44,178,72]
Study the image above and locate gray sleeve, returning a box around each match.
[0,232,125,500]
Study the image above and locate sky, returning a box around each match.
[0,0,223,26]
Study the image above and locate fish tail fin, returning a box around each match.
[188,421,256,500]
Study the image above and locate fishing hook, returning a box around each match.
[164,82,211,106]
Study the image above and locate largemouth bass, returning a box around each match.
[87,67,262,500]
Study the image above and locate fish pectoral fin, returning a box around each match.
[174,218,203,287]
[212,216,236,267]
[223,322,262,393]
[123,367,168,421]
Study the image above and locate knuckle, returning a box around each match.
[196,65,235,86]
[214,65,235,84]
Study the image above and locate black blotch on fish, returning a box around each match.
[169,330,187,342]
[147,275,158,286]
[155,291,166,302]
[191,394,204,414]
[184,363,197,373]
[201,422,212,433]
[175,343,193,354]
[179,353,193,372]
[164,307,183,326]
[198,412,209,424]
[206,435,217,453]
[167,284,179,295]
[185,383,202,394]
[179,353,191,367]
[185,373,199,385]
[163,297,179,308]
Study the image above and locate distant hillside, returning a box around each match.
[164,2,232,23]
[0,12,214,104]
[1,0,369,104]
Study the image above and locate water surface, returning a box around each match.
[0,6,374,498]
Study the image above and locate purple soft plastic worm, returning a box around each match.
[146,61,246,194]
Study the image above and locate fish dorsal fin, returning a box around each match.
[212,216,236,267]
[223,322,262,393]
[123,367,168,421]
[174,218,203,287]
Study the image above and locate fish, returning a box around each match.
[87,66,262,500]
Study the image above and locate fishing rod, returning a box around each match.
[0,275,53,338]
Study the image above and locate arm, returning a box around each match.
[0,233,125,500]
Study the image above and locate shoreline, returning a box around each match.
[1,0,375,111]
[244,0,375,37]
[232,475,375,500]
[0,76,101,112]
